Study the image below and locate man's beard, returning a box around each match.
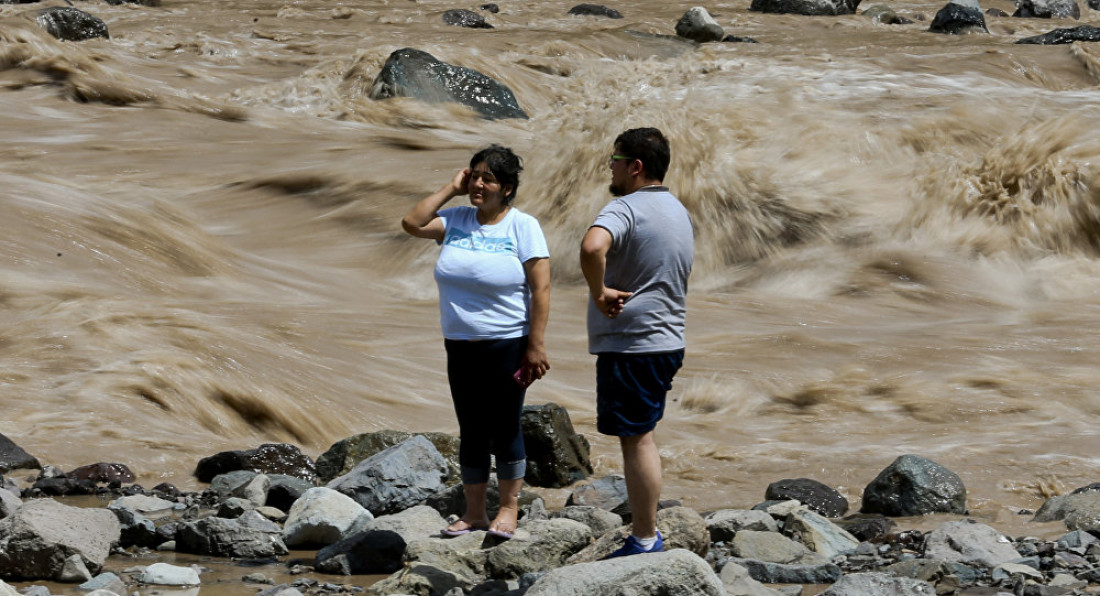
[608,183,626,197]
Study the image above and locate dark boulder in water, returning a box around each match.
[480,3,499,13]
[520,402,593,488]
[860,454,967,516]
[442,8,492,29]
[675,7,726,43]
[104,0,162,6]
[723,34,761,42]
[368,48,528,120]
[0,433,39,474]
[765,478,850,518]
[1013,0,1080,18]
[70,463,135,485]
[929,0,989,33]
[750,0,862,16]
[194,443,317,482]
[1016,24,1100,42]
[568,4,624,18]
[35,7,109,41]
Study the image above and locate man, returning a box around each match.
[580,127,694,557]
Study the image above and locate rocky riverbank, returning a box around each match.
[3,409,1100,596]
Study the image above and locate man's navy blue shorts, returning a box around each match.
[596,350,684,437]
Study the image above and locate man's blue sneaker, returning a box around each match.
[603,531,664,559]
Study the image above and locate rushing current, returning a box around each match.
[3,0,1100,537]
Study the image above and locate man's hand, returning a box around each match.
[593,287,632,318]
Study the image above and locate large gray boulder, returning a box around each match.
[783,508,860,558]
[1033,491,1100,531]
[821,571,937,595]
[368,48,527,120]
[566,474,628,511]
[366,562,477,596]
[0,488,21,520]
[922,520,1021,567]
[315,529,408,575]
[730,530,828,564]
[718,562,787,596]
[316,430,460,485]
[35,7,108,41]
[706,509,780,542]
[485,518,592,578]
[750,0,861,15]
[722,558,843,584]
[525,549,725,596]
[194,443,316,483]
[928,0,990,33]
[521,403,592,488]
[1013,0,1080,18]
[567,506,709,563]
[282,487,373,547]
[176,510,288,558]
[550,506,622,536]
[359,505,446,543]
[326,436,448,516]
[0,434,39,474]
[0,499,121,581]
[860,455,967,516]
[402,529,489,580]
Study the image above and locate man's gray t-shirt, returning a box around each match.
[587,186,694,354]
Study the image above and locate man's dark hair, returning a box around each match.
[470,144,523,204]
[614,127,670,182]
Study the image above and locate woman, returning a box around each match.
[400,145,550,539]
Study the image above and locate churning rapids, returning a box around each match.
[3,0,1100,539]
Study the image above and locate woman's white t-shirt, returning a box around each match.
[434,206,549,340]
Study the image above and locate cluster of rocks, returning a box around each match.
[4,414,1100,596]
[11,0,1098,119]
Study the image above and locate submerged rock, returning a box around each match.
[442,9,492,29]
[928,0,990,33]
[1015,24,1100,42]
[35,7,109,41]
[368,48,528,120]
[1013,0,1080,18]
[568,4,623,18]
[750,0,862,16]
